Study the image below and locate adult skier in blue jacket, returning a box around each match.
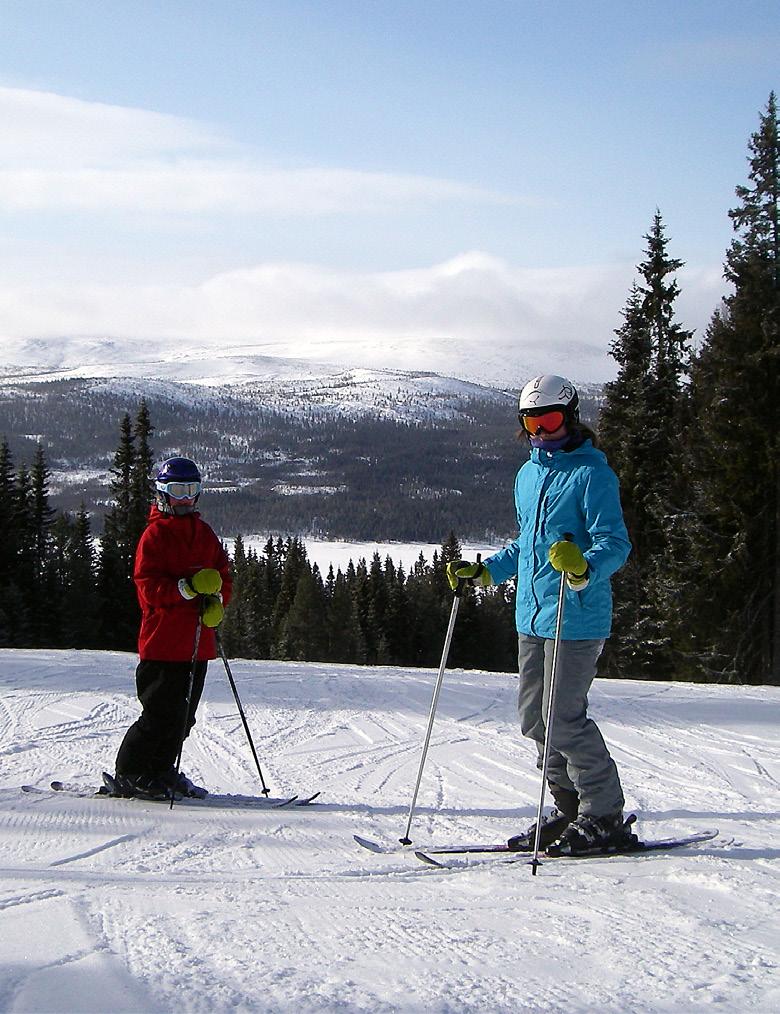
[448,374,632,855]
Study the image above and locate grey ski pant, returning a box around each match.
[517,634,624,817]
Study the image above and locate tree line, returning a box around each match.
[0,94,777,683]
[221,533,517,671]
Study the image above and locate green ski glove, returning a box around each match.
[202,595,225,628]
[190,568,223,595]
[549,541,589,589]
[446,559,493,591]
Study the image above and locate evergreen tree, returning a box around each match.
[129,400,155,545]
[0,441,20,644]
[97,410,148,650]
[326,568,361,662]
[270,538,309,656]
[67,507,98,648]
[12,464,35,645]
[29,444,56,587]
[599,213,693,678]
[681,93,780,683]
[280,565,328,661]
[222,535,250,656]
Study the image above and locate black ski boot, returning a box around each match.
[105,771,172,800]
[546,811,638,856]
[507,784,579,852]
[171,770,208,799]
[104,772,136,798]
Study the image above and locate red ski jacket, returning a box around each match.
[134,507,233,661]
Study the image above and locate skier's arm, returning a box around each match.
[133,528,192,608]
[580,466,631,584]
[484,538,521,584]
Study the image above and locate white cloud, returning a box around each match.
[0,164,518,215]
[0,86,519,215]
[0,86,218,166]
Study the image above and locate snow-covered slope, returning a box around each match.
[1,649,778,1013]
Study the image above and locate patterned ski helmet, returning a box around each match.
[518,375,579,425]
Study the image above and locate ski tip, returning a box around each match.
[295,791,321,805]
[354,835,385,853]
[415,851,446,868]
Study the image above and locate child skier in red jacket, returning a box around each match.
[111,457,232,800]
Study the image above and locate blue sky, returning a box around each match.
[0,0,777,377]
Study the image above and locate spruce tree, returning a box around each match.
[682,93,780,683]
[13,464,35,645]
[68,507,98,648]
[129,400,155,545]
[599,213,692,678]
[0,441,20,644]
[280,565,328,661]
[97,411,144,650]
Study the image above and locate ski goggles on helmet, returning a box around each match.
[519,409,566,435]
[156,480,201,499]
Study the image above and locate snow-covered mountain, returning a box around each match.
[1,648,778,1012]
[0,330,608,391]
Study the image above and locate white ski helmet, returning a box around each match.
[518,374,579,424]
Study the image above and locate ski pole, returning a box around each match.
[170,610,203,811]
[399,563,472,845]
[215,629,271,796]
[530,535,572,874]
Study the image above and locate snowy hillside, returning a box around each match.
[0,330,609,390]
[1,649,779,1013]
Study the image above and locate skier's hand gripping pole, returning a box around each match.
[399,556,476,844]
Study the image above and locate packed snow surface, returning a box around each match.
[1,649,779,1013]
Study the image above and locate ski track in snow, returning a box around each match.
[1,649,779,1013]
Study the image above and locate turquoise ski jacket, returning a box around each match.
[485,439,630,640]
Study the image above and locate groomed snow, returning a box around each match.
[1,649,779,1013]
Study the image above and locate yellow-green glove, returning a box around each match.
[202,595,225,628]
[549,541,589,589]
[446,559,493,591]
[190,568,223,595]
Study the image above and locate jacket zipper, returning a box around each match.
[529,469,554,636]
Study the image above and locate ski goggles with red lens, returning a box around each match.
[157,480,201,499]
[519,410,566,435]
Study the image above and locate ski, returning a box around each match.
[355,827,719,862]
[414,829,719,868]
[22,781,320,809]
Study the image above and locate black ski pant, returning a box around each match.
[115,659,207,779]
